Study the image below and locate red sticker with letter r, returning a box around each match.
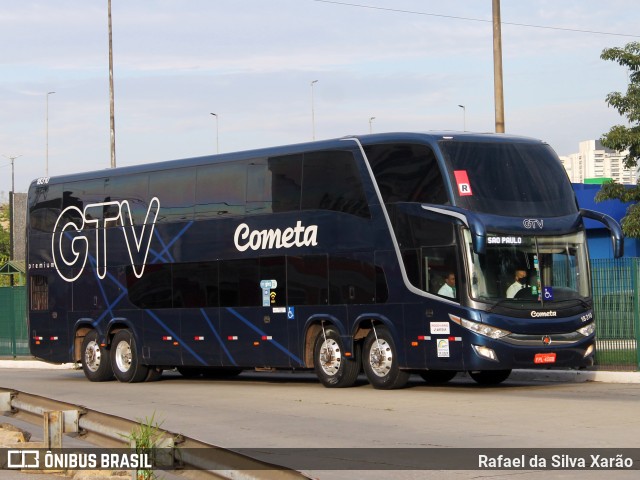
[454,170,473,196]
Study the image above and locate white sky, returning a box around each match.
[0,0,638,199]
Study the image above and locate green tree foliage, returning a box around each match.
[0,204,10,265]
[596,42,640,237]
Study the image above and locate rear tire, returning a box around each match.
[469,369,511,385]
[81,330,114,382]
[313,327,359,388]
[110,329,149,383]
[362,327,410,389]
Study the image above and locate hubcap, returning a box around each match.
[319,338,342,376]
[368,339,393,377]
[84,341,101,372]
[115,340,132,373]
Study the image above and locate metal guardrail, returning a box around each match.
[0,388,308,480]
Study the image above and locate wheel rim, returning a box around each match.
[368,339,393,377]
[318,338,342,376]
[114,340,132,373]
[84,340,102,373]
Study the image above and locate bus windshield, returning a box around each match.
[464,230,590,306]
[439,140,577,217]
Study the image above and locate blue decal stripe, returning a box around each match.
[199,309,238,367]
[226,308,303,365]
[146,310,207,366]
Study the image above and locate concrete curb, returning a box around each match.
[0,359,76,370]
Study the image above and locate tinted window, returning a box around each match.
[329,255,376,304]
[30,275,49,311]
[269,154,302,212]
[106,174,150,226]
[127,264,172,309]
[219,258,260,307]
[247,162,273,215]
[29,183,62,233]
[196,163,246,218]
[260,256,286,307]
[287,255,329,305]
[173,262,219,308]
[302,150,370,217]
[149,168,195,223]
[439,141,578,216]
[365,143,447,205]
[62,179,107,222]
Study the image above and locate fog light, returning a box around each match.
[584,344,595,358]
[472,344,499,362]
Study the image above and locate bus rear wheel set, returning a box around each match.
[80,327,511,388]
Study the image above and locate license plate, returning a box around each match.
[534,353,556,364]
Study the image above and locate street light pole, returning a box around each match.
[210,113,219,154]
[492,0,505,133]
[369,116,376,134]
[46,91,55,177]
[311,80,318,140]
[458,105,466,131]
[3,154,22,263]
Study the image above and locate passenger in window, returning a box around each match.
[438,272,456,298]
[506,268,528,298]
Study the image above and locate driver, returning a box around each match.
[506,268,528,298]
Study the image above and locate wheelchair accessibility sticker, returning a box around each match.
[543,287,553,301]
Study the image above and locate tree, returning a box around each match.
[595,41,640,237]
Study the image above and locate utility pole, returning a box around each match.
[492,0,505,133]
[108,0,116,167]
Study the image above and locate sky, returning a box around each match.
[0,0,638,201]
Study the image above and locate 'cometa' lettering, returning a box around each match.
[234,221,318,252]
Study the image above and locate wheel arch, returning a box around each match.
[302,314,348,369]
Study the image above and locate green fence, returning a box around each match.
[591,257,640,370]
[0,286,29,357]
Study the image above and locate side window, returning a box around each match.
[62,179,107,222]
[127,264,173,309]
[260,256,286,307]
[149,168,195,223]
[268,154,302,212]
[329,255,377,305]
[247,161,272,215]
[30,275,49,311]
[196,163,246,218]
[301,150,370,218]
[106,174,150,226]
[219,259,260,307]
[28,183,62,233]
[365,143,448,205]
[173,262,219,308]
[287,255,329,305]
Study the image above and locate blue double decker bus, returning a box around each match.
[26,132,623,388]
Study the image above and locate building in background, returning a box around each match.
[560,140,637,184]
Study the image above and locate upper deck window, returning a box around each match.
[364,143,447,205]
[439,140,577,217]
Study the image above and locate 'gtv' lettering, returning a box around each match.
[52,198,160,282]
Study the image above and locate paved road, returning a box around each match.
[1,367,640,479]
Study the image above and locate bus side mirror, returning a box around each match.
[580,209,624,258]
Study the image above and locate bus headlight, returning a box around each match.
[449,314,511,339]
[577,322,596,337]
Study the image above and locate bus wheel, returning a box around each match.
[469,369,511,385]
[363,327,410,389]
[419,370,457,384]
[313,327,359,388]
[81,330,114,382]
[110,330,149,383]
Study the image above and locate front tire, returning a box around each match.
[313,327,359,388]
[81,330,114,382]
[419,370,457,384]
[362,327,410,389]
[469,369,511,385]
[110,330,149,383]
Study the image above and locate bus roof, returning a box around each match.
[31,131,548,189]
